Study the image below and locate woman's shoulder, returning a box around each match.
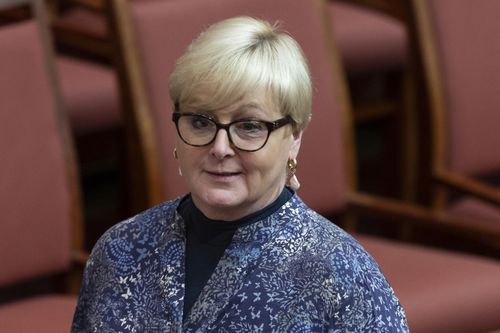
[283,196,408,330]
[288,195,358,244]
[104,197,182,240]
[289,195,387,282]
[86,197,185,265]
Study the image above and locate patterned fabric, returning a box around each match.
[72,195,408,332]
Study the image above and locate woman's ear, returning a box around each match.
[289,129,303,159]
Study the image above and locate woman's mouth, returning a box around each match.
[205,170,242,181]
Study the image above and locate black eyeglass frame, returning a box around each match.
[172,112,293,152]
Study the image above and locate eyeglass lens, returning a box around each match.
[176,114,270,151]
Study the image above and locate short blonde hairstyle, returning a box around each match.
[169,16,312,130]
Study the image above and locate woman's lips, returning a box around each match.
[205,170,242,181]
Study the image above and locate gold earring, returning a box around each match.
[287,158,300,190]
[287,158,297,175]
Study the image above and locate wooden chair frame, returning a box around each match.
[329,0,420,203]
[104,0,164,212]
[322,5,500,252]
[36,0,86,273]
[48,0,164,215]
[406,1,500,215]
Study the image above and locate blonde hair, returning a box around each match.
[169,16,312,130]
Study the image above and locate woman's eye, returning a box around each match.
[190,116,212,129]
[236,121,266,134]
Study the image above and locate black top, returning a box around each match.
[177,187,293,318]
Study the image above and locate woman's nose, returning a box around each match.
[209,129,235,159]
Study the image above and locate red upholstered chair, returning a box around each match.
[407,0,500,251]
[109,0,500,331]
[328,0,415,201]
[45,0,126,249]
[0,1,85,331]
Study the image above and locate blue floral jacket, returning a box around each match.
[72,195,408,332]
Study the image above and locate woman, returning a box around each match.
[72,17,408,332]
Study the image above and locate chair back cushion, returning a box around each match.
[130,0,348,214]
[0,20,71,286]
[428,0,500,175]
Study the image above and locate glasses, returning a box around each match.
[172,112,292,152]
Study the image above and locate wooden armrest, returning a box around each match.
[434,170,500,207]
[347,191,500,246]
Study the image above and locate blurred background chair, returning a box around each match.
[106,0,500,331]
[43,0,126,251]
[328,0,415,202]
[0,0,85,331]
[406,0,500,254]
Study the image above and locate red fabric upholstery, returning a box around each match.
[427,0,500,176]
[359,235,500,333]
[57,55,121,134]
[0,295,77,333]
[329,1,407,74]
[0,21,71,286]
[130,0,347,214]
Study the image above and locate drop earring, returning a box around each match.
[287,158,300,190]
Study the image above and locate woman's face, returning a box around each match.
[175,88,302,221]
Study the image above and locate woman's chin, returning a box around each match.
[193,188,249,219]
[204,189,244,206]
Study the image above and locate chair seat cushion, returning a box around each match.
[330,2,407,73]
[0,295,76,333]
[448,195,500,232]
[358,235,500,333]
[57,55,121,134]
